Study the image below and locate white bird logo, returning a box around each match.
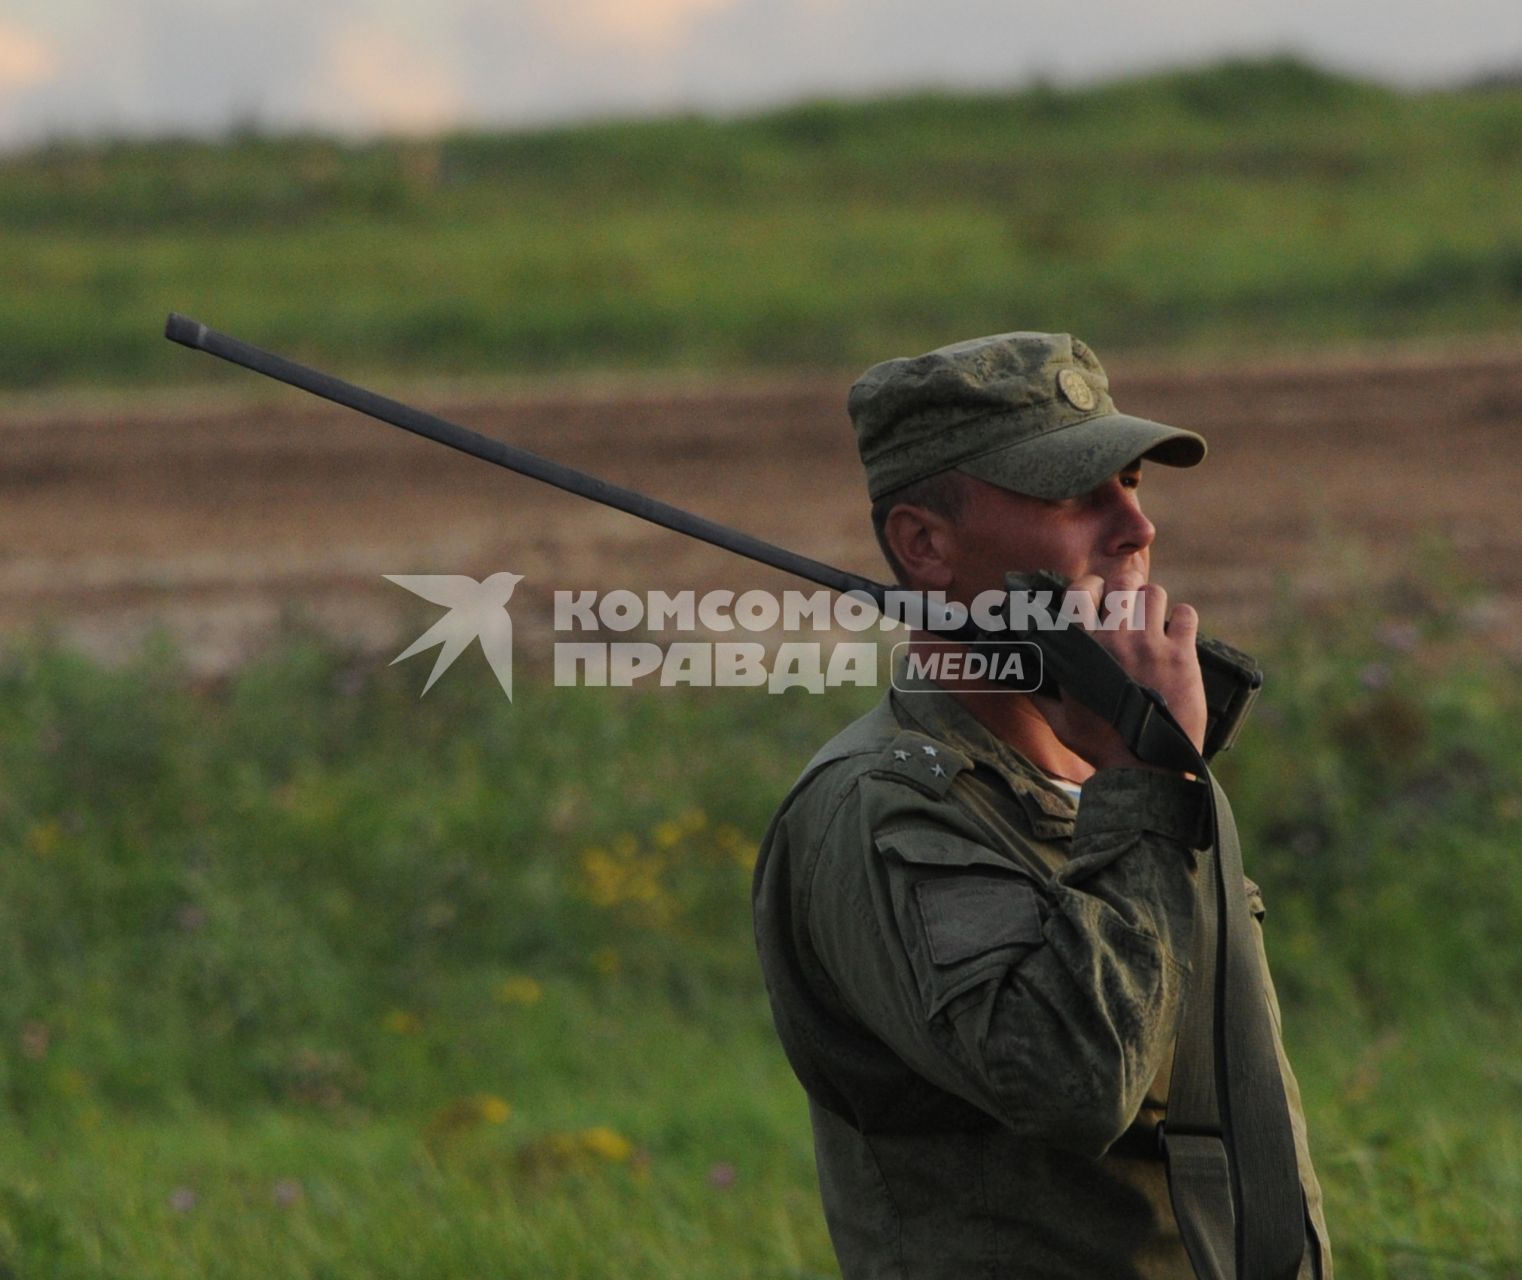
[385,572,524,699]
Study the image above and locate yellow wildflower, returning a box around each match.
[479,1095,512,1125]
[630,870,662,903]
[496,976,543,1006]
[578,840,676,925]
[653,820,684,849]
[580,848,625,906]
[426,1094,511,1142]
[28,819,61,859]
[382,1009,422,1035]
[712,823,756,869]
[579,1126,633,1162]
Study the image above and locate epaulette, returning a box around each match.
[869,730,971,799]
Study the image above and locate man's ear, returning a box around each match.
[883,504,956,590]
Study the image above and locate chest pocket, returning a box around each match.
[876,829,1046,1020]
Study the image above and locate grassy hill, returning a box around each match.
[4,57,1522,390]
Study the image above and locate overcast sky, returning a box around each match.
[2,0,1520,149]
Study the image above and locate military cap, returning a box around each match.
[849,332,1205,501]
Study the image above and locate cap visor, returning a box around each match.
[956,412,1205,500]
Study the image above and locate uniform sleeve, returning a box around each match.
[802,766,1207,1157]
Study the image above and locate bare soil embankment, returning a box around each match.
[3,348,1520,673]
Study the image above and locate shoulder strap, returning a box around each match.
[1038,626,1309,1280]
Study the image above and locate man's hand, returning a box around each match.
[1033,575,1208,771]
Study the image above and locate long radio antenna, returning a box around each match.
[164,313,888,608]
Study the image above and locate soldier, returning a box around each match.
[752,332,1332,1277]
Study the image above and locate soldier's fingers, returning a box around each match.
[1138,583,1169,637]
[1165,602,1199,644]
[1101,587,1145,634]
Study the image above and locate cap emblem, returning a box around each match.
[1057,367,1097,411]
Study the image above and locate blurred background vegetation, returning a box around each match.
[5,57,1522,391]
[2,55,1521,1278]
[2,576,1520,1277]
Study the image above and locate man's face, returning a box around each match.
[942,463,1155,603]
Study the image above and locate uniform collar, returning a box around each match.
[888,665,1078,823]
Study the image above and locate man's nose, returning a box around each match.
[1105,485,1155,555]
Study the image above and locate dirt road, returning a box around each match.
[3,347,1520,674]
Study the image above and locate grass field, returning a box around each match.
[2,570,1521,1277]
[5,53,1522,1277]
[4,57,1522,391]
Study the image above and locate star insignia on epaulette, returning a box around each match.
[876,730,968,798]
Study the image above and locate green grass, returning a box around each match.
[1,564,1521,1275]
[0,998,838,1280]
[4,57,1522,391]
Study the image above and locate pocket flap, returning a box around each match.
[876,828,1018,873]
[915,874,1044,966]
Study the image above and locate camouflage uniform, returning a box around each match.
[752,679,1332,1277]
[751,333,1332,1277]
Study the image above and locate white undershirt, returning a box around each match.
[1050,777,1083,803]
